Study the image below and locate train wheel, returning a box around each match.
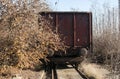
[75,48,88,69]
[79,48,88,58]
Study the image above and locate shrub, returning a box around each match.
[0,0,65,70]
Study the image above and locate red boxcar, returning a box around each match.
[39,12,92,64]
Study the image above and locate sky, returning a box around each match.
[46,0,118,11]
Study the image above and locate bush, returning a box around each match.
[0,0,65,70]
[91,3,120,78]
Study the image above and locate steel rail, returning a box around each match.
[72,65,89,79]
[44,64,90,79]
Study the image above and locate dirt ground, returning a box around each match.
[0,69,44,79]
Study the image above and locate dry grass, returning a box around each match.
[80,61,110,79]
[91,3,120,79]
[92,31,120,79]
[0,65,21,78]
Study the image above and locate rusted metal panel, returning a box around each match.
[75,13,89,47]
[39,12,92,49]
[89,13,93,53]
[57,13,74,46]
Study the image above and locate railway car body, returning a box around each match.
[39,12,92,64]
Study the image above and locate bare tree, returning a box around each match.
[118,0,120,34]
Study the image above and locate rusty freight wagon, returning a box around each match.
[39,12,92,66]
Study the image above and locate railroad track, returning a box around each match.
[41,63,89,79]
[72,64,89,79]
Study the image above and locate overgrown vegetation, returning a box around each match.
[91,2,120,79]
[0,0,65,78]
[0,0,120,79]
